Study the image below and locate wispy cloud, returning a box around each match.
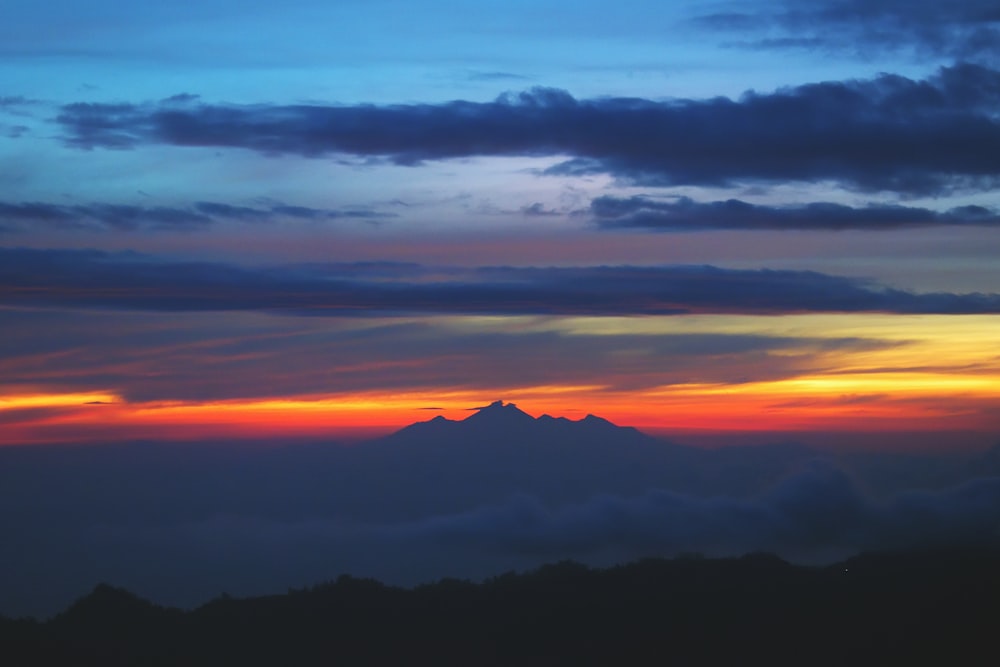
[465,70,530,82]
[699,0,1000,61]
[0,201,394,232]
[0,305,892,402]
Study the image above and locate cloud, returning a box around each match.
[4,460,998,616]
[2,124,29,138]
[520,202,561,217]
[55,64,1000,196]
[0,305,891,403]
[0,96,35,107]
[1,96,40,138]
[161,93,200,104]
[590,195,1000,231]
[700,0,1000,61]
[466,70,529,82]
[2,247,999,317]
[0,200,394,232]
[397,464,1000,557]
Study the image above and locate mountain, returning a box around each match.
[461,399,539,429]
[50,583,177,636]
[0,401,817,531]
[328,400,832,525]
[386,400,654,449]
[338,400,672,520]
[7,548,998,666]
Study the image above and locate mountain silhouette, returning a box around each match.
[388,400,651,449]
[363,400,686,515]
[464,400,538,427]
[6,549,998,666]
[48,583,178,640]
[345,400,826,523]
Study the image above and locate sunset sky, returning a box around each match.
[3,0,1000,448]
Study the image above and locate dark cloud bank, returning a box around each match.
[9,195,999,234]
[590,195,1000,231]
[2,404,999,617]
[3,247,999,316]
[56,64,1000,196]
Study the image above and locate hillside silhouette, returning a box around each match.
[2,548,998,666]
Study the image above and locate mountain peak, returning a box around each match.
[54,583,166,628]
[475,400,524,413]
[463,400,536,425]
[581,414,609,424]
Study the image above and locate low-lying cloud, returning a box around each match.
[402,463,1000,556]
[3,461,998,617]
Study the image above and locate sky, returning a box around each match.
[3,0,1000,448]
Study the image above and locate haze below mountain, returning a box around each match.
[2,400,999,618]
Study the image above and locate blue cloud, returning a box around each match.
[55,64,1000,196]
[590,196,1000,231]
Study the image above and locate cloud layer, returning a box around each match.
[3,449,998,617]
[3,247,1000,316]
[590,196,1000,231]
[404,464,1000,557]
[56,64,1000,196]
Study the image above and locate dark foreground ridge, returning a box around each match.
[2,547,998,666]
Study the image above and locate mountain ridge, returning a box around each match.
[5,548,998,665]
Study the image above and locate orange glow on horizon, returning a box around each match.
[2,374,997,447]
[0,391,120,409]
[3,314,998,448]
